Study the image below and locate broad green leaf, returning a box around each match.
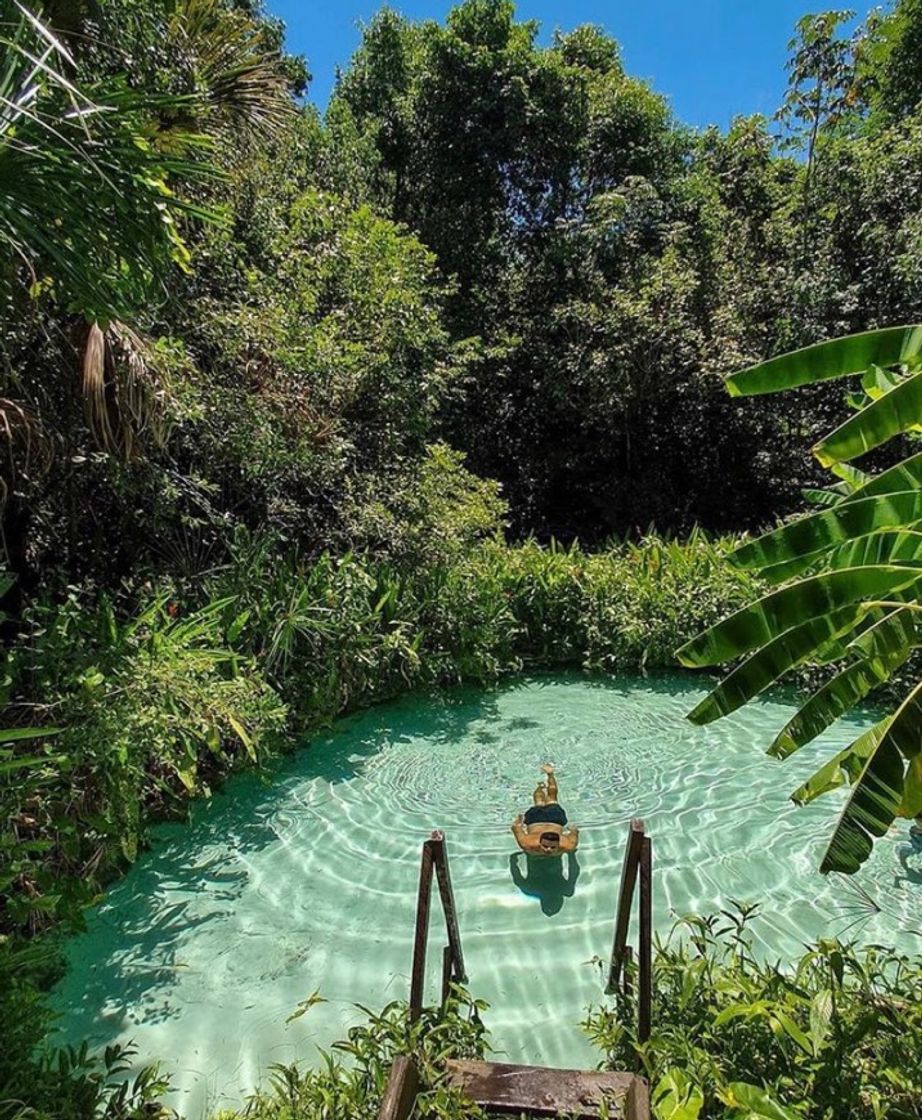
[228,714,256,761]
[814,372,922,466]
[226,609,250,644]
[899,754,922,818]
[841,450,922,504]
[731,492,922,571]
[792,718,891,806]
[830,462,871,491]
[769,609,914,758]
[652,1068,704,1120]
[689,608,863,725]
[721,1081,802,1120]
[0,726,63,743]
[769,1009,813,1055]
[758,550,828,587]
[821,678,922,873]
[828,528,922,570]
[725,325,922,397]
[861,363,904,399]
[676,567,921,668]
[809,990,834,1053]
[176,764,197,791]
[802,487,843,509]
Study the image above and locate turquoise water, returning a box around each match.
[51,673,922,1117]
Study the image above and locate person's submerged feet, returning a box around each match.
[511,762,580,856]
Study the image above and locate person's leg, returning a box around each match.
[543,766,558,804]
[532,783,548,805]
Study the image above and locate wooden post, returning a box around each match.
[408,838,435,1021]
[431,830,466,982]
[622,945,634,998]
[607,818,645,993]
[638,836,652,1044]
[441,944,453,1005]
[624,1076,651,1120]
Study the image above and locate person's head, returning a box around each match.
[539,831,561,855]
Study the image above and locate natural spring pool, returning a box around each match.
[50,673,922,1117]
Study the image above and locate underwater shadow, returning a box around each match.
[509,850,580,917]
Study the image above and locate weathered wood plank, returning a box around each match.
[378,1056,419,1120]
[445,1059,639,1118]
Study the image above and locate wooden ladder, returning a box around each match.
[378,823,653,1120]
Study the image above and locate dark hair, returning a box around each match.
[540,831,560,845]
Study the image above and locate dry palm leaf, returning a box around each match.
[0,398,53,505]
[81,320,176,460]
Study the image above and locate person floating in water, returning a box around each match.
[511,763,580,857]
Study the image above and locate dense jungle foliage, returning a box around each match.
[3,0,922,1116]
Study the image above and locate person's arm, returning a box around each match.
[562,825,580,852]
[511,814,532,852]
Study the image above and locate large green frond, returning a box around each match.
[725,326,922,397]
[768,608,916,759]
[813,372,922,466]
[676,566,920,668]
[688,608,863,726]
[731,492,922,570]
[820,679,922,874]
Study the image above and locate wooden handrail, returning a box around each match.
[607,818,644,992]
[606,819,653,1044]
[408,830,466,1021]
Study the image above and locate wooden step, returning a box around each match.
[444,1059,649,1120]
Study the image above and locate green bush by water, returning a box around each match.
[585,906,922,1119]
[2,528,758,940]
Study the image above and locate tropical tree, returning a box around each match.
[678,325,922,874]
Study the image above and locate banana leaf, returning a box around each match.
[830,462,871,490]
[768,608,916,758]
[688,608,863,725]
[730,492,922,570]
[828,527,922,569]
[820,678,922,873]
[802,488,845,509]
[841,450,922,504]
[813,372,922,466]
[676,566,922,667]
[900,755,922,818]
[725,326,922,398]
[758,549,829,587]
[792,718,891,806]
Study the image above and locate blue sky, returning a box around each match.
[267,0,836,130]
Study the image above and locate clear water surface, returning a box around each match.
[51,673,922,1117]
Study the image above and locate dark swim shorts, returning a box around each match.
[523,803,567,827]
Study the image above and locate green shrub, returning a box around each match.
[2,592,286,934]
[584,906,922,1120]
[214,991,488,1120]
